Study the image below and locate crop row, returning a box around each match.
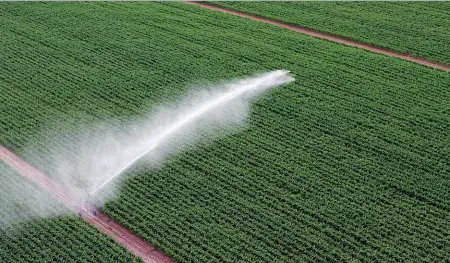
[1,2,450,262]
[0,163,143,263]
[214,2,450,65]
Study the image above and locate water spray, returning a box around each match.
[89,141,159,196]
[73,70,293,210]
[88,70,294,198]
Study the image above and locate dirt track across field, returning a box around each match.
[0,145,174,263]
[185,1,450,73]
[1,4,447,261]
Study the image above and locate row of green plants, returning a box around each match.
[214,1,450,65]
[1,2,450,262]
[0,164,143,263]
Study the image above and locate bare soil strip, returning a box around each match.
[185,1,450,73]
[3,4,445,261]
[0,145,174,263]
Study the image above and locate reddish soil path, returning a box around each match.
[185,1,450,73]
[0,145,174,263]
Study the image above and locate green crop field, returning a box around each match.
[1,2,450,263]
[214,2,450,65]
[0,163,142,263]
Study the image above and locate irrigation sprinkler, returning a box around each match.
[87,70,294,207]
[89,141,159,197]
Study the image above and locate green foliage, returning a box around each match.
[0,164,143,263]
[214,2,450,65]
[1,2,450,263]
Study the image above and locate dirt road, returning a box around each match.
[185,2,450,73]
[0,145,174,263]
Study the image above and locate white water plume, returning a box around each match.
[0,163,69,231]
[27,70,294,208]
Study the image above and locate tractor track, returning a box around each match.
[2,3,447,262]
[0,145,174,263]
[185,1,450,73]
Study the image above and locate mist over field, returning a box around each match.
[0,164,68,231]
[2,2,450,262]
[17,70,294,210]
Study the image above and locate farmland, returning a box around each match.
[214,2,450,65]
[0,163,143,263]
[1,2,450,263]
